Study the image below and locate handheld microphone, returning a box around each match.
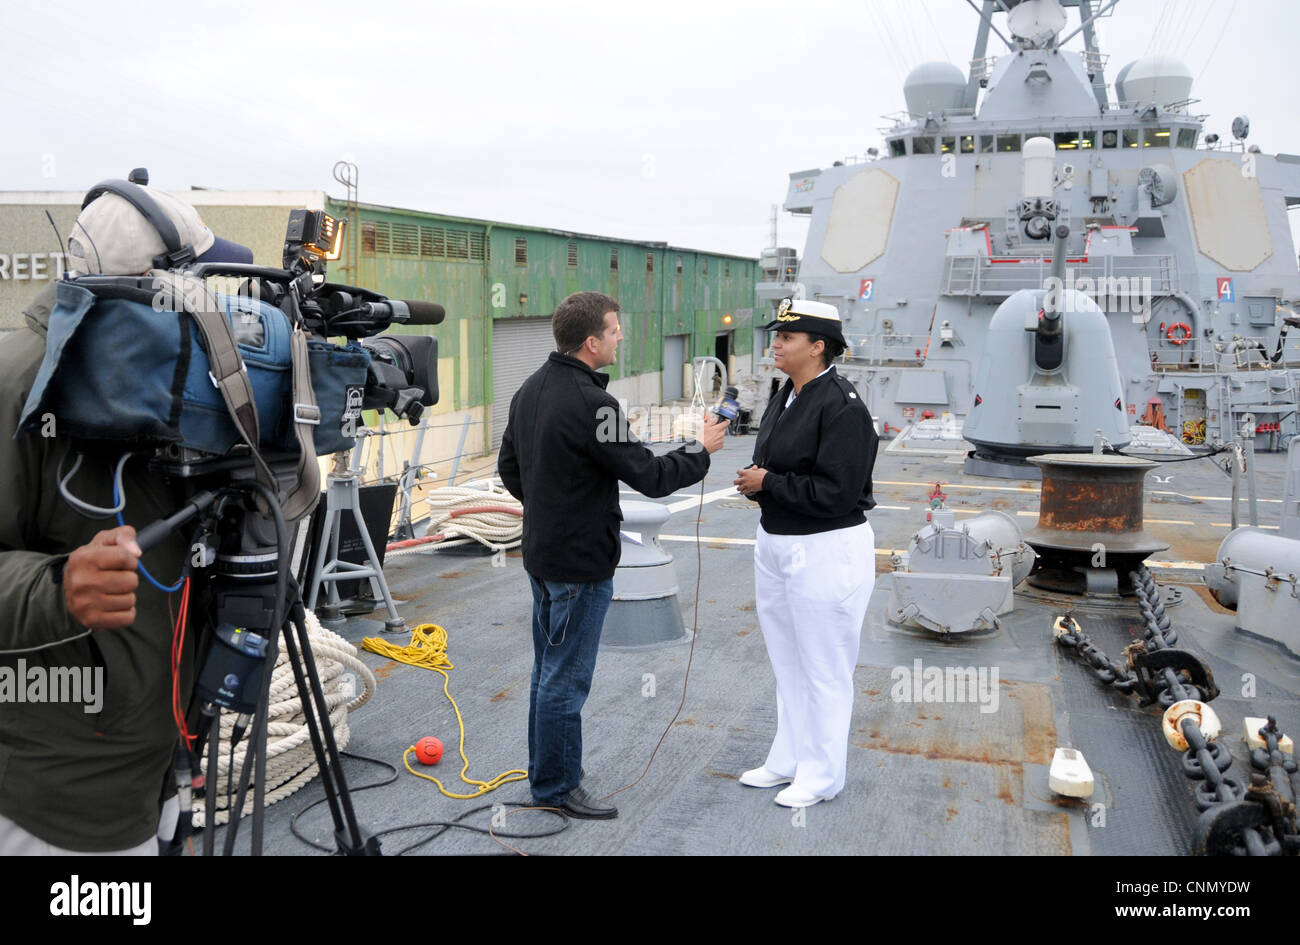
[712,385,739,424]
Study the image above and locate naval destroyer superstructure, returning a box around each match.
[758,0,1300,455]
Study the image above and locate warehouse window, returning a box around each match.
[702,258,709,276]
[646,253,654,273]
[361,221,376,254]
[514,237,527,266]
[676,255,683,274]
[567,241,578,268]
[446,229,469,260]
[369,221,391,254]
[725,261,731,277]
[610,248,619,271]
[391,222,419,256]
[420,226,444,258]
[469,232,487,261]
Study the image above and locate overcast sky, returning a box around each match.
[2,0,1296,257]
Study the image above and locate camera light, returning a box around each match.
[286,209,347,262]
[317,213,346,260]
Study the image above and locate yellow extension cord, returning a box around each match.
[361,623,528,799]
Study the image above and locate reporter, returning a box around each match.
[732,298,878,809]
[498,291,725,820]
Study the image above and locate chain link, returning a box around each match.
[1054,565,1297,854]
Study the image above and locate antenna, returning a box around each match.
[44,210,68,263]
[71,218,102,274]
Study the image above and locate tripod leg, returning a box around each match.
[250,627,278,856]
[306,506,336,611]
[281,602,378,854]
[348,493,405,631]
[221,628,278,857]
[204,713,219,858]
[325,506,344,608]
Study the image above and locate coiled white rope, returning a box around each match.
[192,609,376,827]
[387,477,522,557]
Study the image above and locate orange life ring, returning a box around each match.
[1166,322,1192,345]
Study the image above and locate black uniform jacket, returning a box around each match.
[751,366,878,535]
[498,352,711,582]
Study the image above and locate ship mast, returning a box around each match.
[961,0,1119,112]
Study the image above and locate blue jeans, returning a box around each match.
[526,574,613,805]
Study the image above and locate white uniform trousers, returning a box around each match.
[754,520,874,797]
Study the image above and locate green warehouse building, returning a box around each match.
[0,187,759,479]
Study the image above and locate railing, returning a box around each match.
[970,57,997,85]
[1080,50,1108,77]
[1154,336,1300,374]
[942,253,1178,297]
[845,333,931,365]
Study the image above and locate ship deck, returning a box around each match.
[230,434,1300,856]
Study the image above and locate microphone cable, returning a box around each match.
[600,460,710,802]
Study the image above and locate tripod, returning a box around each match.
[139,472,380,856]
[306,448,406,632]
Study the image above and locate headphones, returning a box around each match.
[80,178,199,270]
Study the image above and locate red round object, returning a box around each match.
[415,736,443,765]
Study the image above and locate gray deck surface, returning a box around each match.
[224,434,1300,856]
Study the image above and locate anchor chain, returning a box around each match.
[1131,566,1295,855]
[1050,614,1139,693]
[1054,565,1296,855]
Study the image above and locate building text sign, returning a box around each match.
[0,253,66,281]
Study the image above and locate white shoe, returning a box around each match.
[774,785,835,808]
[739,766,794,788]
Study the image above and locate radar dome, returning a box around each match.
[1113,60,1137,101]
[1118,55,1193,107]
[903,62,966,117]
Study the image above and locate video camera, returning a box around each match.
[22,187,444,493]
[252,206,443,426]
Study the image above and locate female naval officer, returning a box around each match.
[732,298,879,808]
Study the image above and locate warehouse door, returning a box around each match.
[662,334,687,401]
[715,332,732,385]
[491,318,556,448]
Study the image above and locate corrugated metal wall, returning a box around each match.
[490,318,556,448]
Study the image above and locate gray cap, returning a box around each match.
[67,185,252,275]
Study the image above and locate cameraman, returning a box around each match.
[0,184,251,854]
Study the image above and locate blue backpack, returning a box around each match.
[18,276,370,520]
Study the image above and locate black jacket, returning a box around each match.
[498,353,711,582]
[751,366,878,535]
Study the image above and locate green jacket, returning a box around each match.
[0,284,199,851]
